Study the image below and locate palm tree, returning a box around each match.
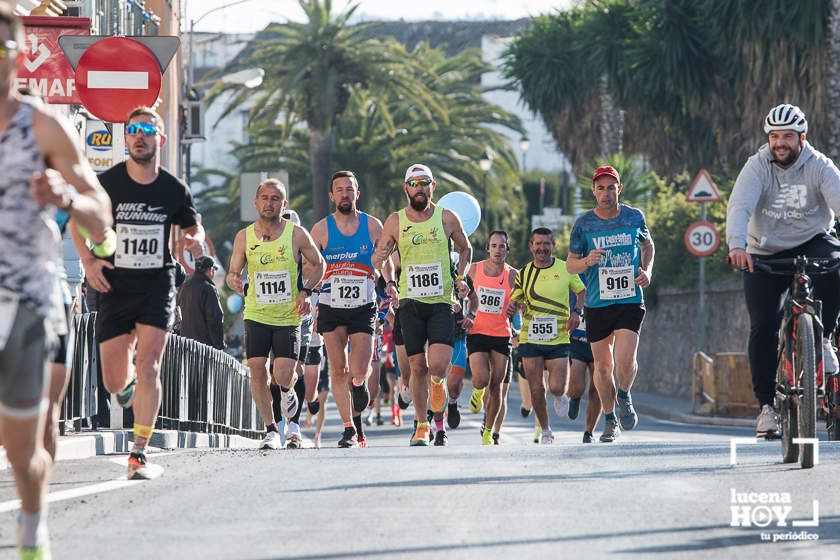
[208,0,447,220]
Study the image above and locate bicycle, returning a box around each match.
[751,255,840,469]
[827,331,840,441]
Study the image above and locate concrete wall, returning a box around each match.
[634,279,750,399]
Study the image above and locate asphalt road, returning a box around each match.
[1,388,838,559]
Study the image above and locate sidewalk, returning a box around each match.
[632,391,754,428]
[0,428,260,470]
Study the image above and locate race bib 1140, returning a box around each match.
[115,223,164,269]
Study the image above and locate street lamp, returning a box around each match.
[479,151,492,233]
[519,136,530,172]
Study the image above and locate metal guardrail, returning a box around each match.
[61,313,261,439]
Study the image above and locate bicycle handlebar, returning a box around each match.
[750,256,840,275]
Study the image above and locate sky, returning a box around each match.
[187,0,574,33]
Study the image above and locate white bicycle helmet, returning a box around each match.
[764,104,808,134]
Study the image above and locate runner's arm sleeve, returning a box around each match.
[636,208,649,241]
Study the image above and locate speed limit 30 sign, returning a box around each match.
[684,220,720,257]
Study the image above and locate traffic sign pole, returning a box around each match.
[699,202,706,352]
[112,122,124,165]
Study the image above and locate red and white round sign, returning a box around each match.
[75,37,162,123]
[684,220,720,257]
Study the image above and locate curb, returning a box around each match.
[0,429,260,470]
[635,402,755,428]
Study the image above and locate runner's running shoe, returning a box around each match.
[281,388,299,420]
[568,397,581,420]
[410,423,430,446]
[582,431,593,443]
[469,387,485,413]
[357,434,367,448]
[616,393,638,430]
[430,379,448,414]
[481,427,493,446]
[116,378,136,408]
[533,425,541,444]
[260,431,282,450]
[338,427,358,448]
[433,430,448,446]
[600,417,621,442]
[447,401,461,429]
[553,394,570,418]
[540,429,554,445]
[127,450,156,479]
[352,382,370,414]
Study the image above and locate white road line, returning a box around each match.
[0,452,178,513]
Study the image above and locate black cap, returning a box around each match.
[195,256,216,272]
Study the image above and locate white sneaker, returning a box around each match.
[540,429,555,445]
[286,422,302,449]
[553,394,570,418]
[399,386,413,405]
[824,338,839,373]
[756,404,779,438]
[313,433,322,449]
[281,388,299,420]
[260,430,282,450]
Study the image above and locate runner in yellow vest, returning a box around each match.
[226,179,325,450]
[372,164,472,446]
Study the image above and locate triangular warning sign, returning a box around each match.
[686,169,722,203]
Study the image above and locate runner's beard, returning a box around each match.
[409,193,429,211]
[129,144,156,164]
[337,201,353,214]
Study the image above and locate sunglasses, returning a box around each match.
[0,40,17,59]
[406,178,432,188]
[126,122,159,136]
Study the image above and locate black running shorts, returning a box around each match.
[569,337,594,364]
[392,308,404,346]
[245,320,300,360]
[316,303,376,335]
[585,303,646,343]
[466,333,511,357]
[96,283,175,343]
[298,345,323,366]
[397,300,454,357]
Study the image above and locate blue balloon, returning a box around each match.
[438,191,481,236]
[226,294,244,314]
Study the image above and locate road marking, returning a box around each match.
[0,452,177,513]
[730,437,758,465]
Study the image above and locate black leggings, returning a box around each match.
[744,234,840,406]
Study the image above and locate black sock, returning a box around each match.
[291,375,306,424]
[269,384,282,424]
[353,414,364,438]
[308,400,320,415]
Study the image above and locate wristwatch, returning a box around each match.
[300,287,313,297]
[572,307,583,316]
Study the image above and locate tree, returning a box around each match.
[209,0,447,220]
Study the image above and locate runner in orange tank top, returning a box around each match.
[463,230,518,445]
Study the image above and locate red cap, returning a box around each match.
[592,165,620,185]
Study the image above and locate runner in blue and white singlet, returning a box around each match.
[311,170,388,448]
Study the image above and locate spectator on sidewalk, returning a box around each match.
[177,256,225,349]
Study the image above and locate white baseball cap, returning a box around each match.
[404,164,434,182]
[282,209,301,225]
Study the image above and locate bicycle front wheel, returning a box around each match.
[796,314,817,469]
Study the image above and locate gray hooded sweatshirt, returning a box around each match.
[727,141,840,255]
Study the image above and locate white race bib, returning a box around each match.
[477,286,505,314]
[330,275,370,308]
[406,263,444,298]
[528,315,558,343]
[598,266,635,300]
[115,223,164,269]
[254,270,292,304]
[0,288,19,351]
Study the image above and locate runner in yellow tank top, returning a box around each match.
[372,164,472,446]
[507,227,585,445]
[226,178,325,450]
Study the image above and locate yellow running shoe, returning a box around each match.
[481,427,493,445]
[411,423,431,446]
[430,378,448,414]
[469,387,485,414]
[533,425,542,444]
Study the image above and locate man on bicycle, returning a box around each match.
[727,103,840,438]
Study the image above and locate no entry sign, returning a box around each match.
[74,37,161,123]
